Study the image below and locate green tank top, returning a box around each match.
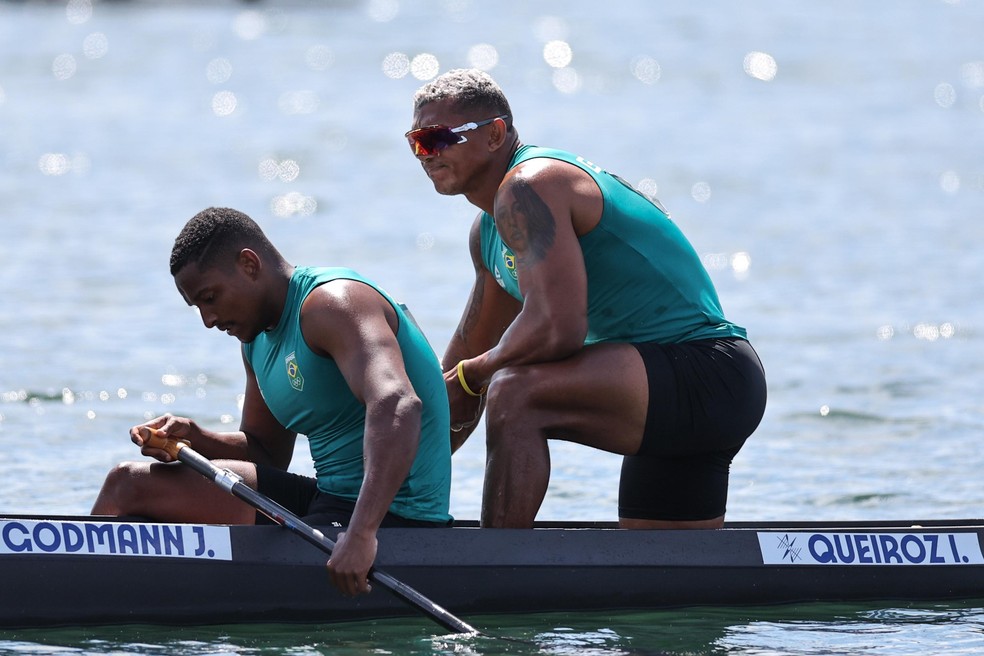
[242,266,452,523]
[480,145,746,344]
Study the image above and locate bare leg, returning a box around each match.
[481,401,552,527]
[91,459,258,524]
[480,344,649,528]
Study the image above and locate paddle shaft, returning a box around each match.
[144,430,477,635]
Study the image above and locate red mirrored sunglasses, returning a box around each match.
[405,115,509,156]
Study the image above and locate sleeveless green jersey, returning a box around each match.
[479,145,746,344]
[242,266,452,523]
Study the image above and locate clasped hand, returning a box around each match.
[131,414,198,463]
[443,368,483,432]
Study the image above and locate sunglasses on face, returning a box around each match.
[405,115,509,157]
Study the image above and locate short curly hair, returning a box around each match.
[412,68,513,129]
[170,207,276,276]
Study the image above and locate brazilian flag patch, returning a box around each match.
[285,351,304,392]
[501,245,518,280]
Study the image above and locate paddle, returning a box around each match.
[141,428,478,635]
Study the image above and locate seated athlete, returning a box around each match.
[91,207,452,596]
[406,69,767,529]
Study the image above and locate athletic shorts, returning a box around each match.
[254,465,451,528]
[618,337,766,521]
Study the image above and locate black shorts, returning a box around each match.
[619,337,766,521]
[254,465,451,528]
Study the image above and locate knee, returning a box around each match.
[484,366,542,438]
[94,461,150,515]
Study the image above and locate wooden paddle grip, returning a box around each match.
[141,427,190,460]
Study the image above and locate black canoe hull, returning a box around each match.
[3,516,984,628]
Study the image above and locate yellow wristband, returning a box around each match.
[456,360,485,397]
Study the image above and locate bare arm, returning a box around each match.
[442,214,522,450]
[300,279,422,596]
[457,159,601,392]
[443,214,524,369]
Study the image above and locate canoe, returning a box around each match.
[3,514,984,628]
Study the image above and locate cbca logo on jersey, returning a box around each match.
[285,352,304,392]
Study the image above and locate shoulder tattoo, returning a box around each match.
[497,179,556,267]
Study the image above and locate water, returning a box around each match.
[4,604,984,655]
[1,0,983,653]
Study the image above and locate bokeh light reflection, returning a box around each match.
[552,67,581,94]
[935,82,957,108]
[38,153,90,175]
[410,53,439,80]
[914,322,956,341]
[82,32,108,59]
[940,170,960,194]
[731,252,752,275]
[631,56,661,85]
[206,58,233,84]
[543,40,573,68]
[232,10,266,40]
[743,51,778,81]
[467,43,498,70]
[1,390,28,403]
[703,253,729,271]
[271,192,317,217]
[876,325,895,341]
[382,52,410,79]
[211,90,238,117]
[961,61,984,88]
[66,0,92,25]
[702,251,752,279]
[161,374,184,387]
[691,181,711,203]
[38,153,70,176]
[635,177,659,200]
[876,323,957,341]
[52,54,77,81]
[259,158,300,182]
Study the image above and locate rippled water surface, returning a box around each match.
[2,0,984,653]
